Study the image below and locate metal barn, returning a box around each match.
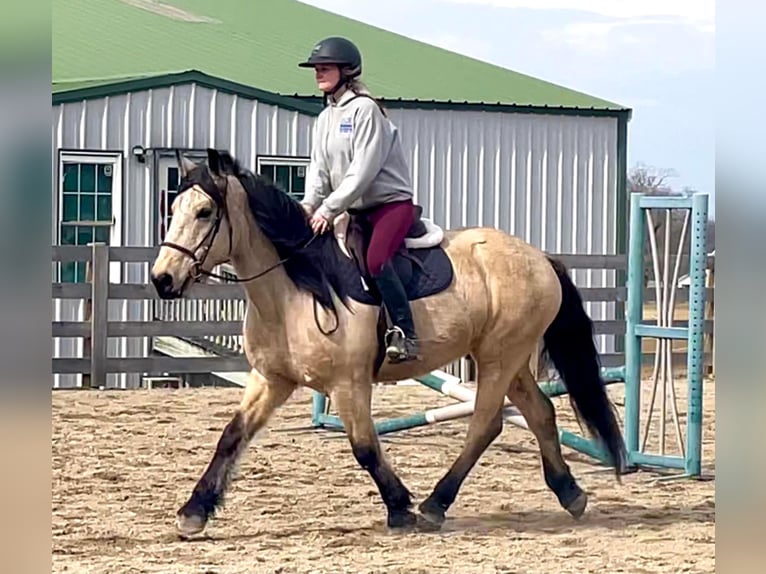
[52,0,631,388]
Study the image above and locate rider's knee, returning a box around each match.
[367,251,387,277]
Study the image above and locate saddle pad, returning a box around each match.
[334,246,454,306]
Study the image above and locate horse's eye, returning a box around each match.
[197,208,213,219]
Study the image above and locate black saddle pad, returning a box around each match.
[336,245,454,306]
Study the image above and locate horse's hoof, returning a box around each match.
[387,509,417,530]
[565,491,588,519]
[176,510,208,538]
[417,499,446,529]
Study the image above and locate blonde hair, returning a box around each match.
[346,77,388,116]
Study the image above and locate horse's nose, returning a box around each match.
[151,272,175,298]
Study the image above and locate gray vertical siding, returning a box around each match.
[388,107,618,255]
[52,83,619,388]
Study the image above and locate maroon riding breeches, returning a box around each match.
[360,199,416,277]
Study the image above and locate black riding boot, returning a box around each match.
[372,261,420,363]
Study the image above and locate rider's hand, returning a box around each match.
[300,203,314,218]
[310,212,330,235]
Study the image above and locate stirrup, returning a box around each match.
[384,327,420,363]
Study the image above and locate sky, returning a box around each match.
[300,0,715,212]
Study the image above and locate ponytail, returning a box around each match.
[346,78,388,117]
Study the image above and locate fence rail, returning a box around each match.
[51,244,715,388]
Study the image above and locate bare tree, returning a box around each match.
[628,162,679,195]
[627,163,703,286]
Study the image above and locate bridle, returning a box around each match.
[159,199,229,282]
[160,181,317,284]
[159,180,335,334]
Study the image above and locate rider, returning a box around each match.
[298,36,420,364]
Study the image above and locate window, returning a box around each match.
[158,166,180,242]
[155,149,209,244]
[256,156,309,201]
[58,152,121,283]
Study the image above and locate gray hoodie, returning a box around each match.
[301,89,414,221]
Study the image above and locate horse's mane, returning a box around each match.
[187,152,352,311]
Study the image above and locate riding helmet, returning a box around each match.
[298,36,362,78]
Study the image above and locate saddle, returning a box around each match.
[328,205,453,377]
[331,204,454,305]
[333,205,440,269]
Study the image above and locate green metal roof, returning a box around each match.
[52,70,326,115]
[52,0,629,113]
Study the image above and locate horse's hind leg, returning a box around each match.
[507,364,587,518]
[330,380,416,529]
[418,345,529,527]
[175,369,296,537]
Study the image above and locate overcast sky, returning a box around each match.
[300,0,715,210]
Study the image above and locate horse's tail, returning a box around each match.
[542,256,627,476]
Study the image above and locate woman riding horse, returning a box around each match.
[298,36,420,364]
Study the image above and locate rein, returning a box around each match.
[160,184,338,335]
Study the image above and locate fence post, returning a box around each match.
[90,243,109,388]
[704,264,715,376]
[82,257,94,389]
[685,193,709,477]
[624,193,645,460]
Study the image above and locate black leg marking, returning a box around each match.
[542,458,587,518]
[352,444,415,529]
[418,412,503,527]
[418,474,462,526]
[178,412,247,533]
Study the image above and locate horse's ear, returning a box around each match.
[176,150,196,178]
[206,148,222,176]
[218,151,236,174]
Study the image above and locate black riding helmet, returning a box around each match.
[299,36,362,94]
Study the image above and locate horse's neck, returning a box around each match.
[229,229,317,380]
[229,231,296,326]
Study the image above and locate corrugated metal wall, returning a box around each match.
[52,83,618,388]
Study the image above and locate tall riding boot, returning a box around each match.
[372,261,421,363]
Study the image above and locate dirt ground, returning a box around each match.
[52,376,715,574]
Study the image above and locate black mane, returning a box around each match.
[180,152,353,311]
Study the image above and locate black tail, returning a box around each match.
[542,256,627,476]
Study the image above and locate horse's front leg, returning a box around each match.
[330,381,416,529]
[176,368,296,537]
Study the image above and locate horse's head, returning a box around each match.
[150,148,236,299]
[151,147,344,309]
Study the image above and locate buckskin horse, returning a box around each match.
[150,148,626,537]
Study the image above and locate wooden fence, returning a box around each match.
[51,243,715,388]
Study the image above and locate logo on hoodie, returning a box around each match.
[339,116,353,134]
